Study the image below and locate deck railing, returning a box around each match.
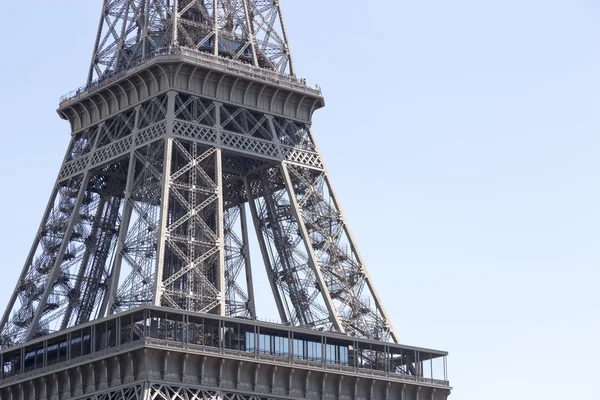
[59,46,321,105]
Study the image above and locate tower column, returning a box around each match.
[153,137,174,307]
[26,172,92,341]
[216,147,225,315]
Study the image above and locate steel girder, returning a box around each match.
[89,0,294,84]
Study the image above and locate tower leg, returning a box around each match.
[244,177,288,324]
[239,204,256,318]
[100,151,138,317]
[0,185,59,342]
[153,137,174,307]
[27,172,92,340]
[280,162,344,333]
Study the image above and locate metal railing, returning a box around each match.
[0,307,449,388]
[59,46,321,104]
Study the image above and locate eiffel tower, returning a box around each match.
[0,1,450,399]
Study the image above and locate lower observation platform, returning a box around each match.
[0,307,450,400]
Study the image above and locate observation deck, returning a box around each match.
[56,46,325,135]
[0,307,450,400]
[59,46,321,108]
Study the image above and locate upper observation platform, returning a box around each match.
[61,46,321,107]
[57,46,324,132]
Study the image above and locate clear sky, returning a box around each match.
[0,1,598,398]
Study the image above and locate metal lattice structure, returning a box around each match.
[88,0,295,85]
[0,2,454,400]
[0,0,400,348]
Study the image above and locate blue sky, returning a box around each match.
[0,1,599,398]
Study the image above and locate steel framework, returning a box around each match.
[88,0,295,84]
[0,0,400,348]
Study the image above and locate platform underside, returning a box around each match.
[0,346,449,400]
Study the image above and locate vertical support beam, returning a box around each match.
[100,150,138,317]
[271,366,278,393]
[253,362,260,391]
[141,0,150,59]
[114,0,133,70]
[214,101,222,143]
[88,0,108,84]
[213,0,219,57]
[171,0,179,45]
[166,91,177,133]
[142,381,151,400]
[153,137,174,306]
[265,115,284,159]
[242,0,259,67]
[243,177,288,324]
[288,368,295,396]
[280,163,344,332]
[215,148,226,316]
[214,99,224,314]
[153,91,177,306]
[236,360,243,389]
[275,0,295,76]
[26,172,92,341]
[61,194,109,330]
[239,204,256,318]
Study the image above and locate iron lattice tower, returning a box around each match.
[0,2,451,400]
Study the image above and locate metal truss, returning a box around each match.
[245,167,336,329]
[146,385,285,400]
[283,162,397,342]
[224,205,255,318]
[89,0,294,84]
[109,139,166,313]
[0,88,397,345]
[83,384,145,400]
[157,140,225,314]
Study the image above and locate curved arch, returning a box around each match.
[154,64,169,91]
[125,78,140,104]
[105,87,120,113]
[114,82,129,108]
[256,84,268,110]
[229,77,240,102]
[57,109,70,121]
[295,95,306,119]
[242,81,254,105]
[173,63,185,89]
[216,74,227,99]
[67,106,82,131]
[269,88,281,113]
[84,97,101,122]
[133,73,149,99]
[309,98,321,119]
[95,92,111,119]
[187,66,198,91]
[202,70,213,95]
[76,102,91,128]
[281,91,294,115]
[144,68,160,96]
